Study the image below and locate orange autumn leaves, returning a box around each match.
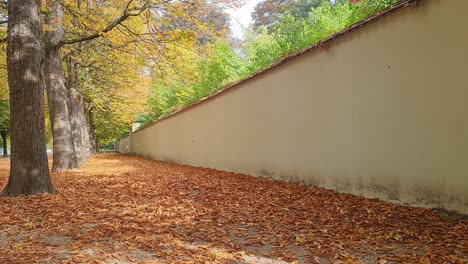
[0,154,466,263]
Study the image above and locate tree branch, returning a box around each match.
[59,0,147,46]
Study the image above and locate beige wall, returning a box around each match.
[118,0,468,213]
[115,137,131,154]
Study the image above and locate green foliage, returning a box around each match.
[0,101,9,124]
[193,40,246,101]
[242,27,281,73]
[0,99,9,132]
[141,38,246,125]
[439,213,450,222]
[245,0,398,71]
[0,43,9,134]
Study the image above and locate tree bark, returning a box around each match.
[81,107,92,158]
[87,108,98,154]
[83,66,97,155]
[44,0,77,171]
[2,0,56,196]
[45,48,78,171]
[66,55,86,164]
[0,130,7,156]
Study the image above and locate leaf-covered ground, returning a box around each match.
[0,153,466,263]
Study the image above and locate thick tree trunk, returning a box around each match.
[0,130,7,156]
[45,0,77,171]
[2,0,56,196]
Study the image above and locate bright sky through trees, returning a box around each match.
[227,0,262,38]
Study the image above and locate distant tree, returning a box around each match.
[0,98,9,157]
[0,0,7,157]
[2,0,56,196]
[252,0,327,32]
[159,0,231,45]
[0,30,8,157]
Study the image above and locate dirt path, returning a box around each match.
[0,154,466,263]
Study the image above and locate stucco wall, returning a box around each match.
[115,136,131,154]
[117,0,468,213]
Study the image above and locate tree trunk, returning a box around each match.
[45,48,78,171]
[2,0,56,196]
[44,0,77,171]
[81,107,92,159]
[66,55,86,164]
[0,130,7,156]
[81,68,94,157]
[87,108,98,154]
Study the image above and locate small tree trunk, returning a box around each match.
[2,0,56,196]
[82,68,94,157]
[81,104,91,159]
[0,130,7,156]
[44,0,77,171]
[87,108,98,154]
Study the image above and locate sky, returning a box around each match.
[226,0,262,39]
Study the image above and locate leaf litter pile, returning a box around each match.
[0,153,466,263]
